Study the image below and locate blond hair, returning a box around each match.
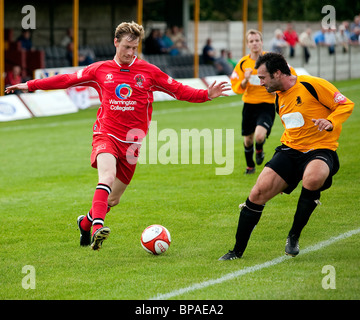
[246,29,263,42]
[114,21,145,42]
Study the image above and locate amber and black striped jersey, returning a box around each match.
[275,75,354,152]
[230,52,275,104]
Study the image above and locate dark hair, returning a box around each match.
[255,52,291,76]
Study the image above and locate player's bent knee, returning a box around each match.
[303,173,328,191]
[108,197,120,207]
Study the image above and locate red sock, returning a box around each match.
[80,210,93,232]
[80,206,112,232]
[91,184,112,235]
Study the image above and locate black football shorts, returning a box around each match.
[265,144,340,194]
[242,102,275,137]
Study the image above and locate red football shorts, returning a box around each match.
[91,134,140,185]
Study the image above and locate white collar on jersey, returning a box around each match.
[113,55,137,68]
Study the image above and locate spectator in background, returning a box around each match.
[144,29,167,55]
[337,24,351,53]
[170,26,188,55]
[17,29,33,51]
[314,27,327,47]
[269,29,288,55]
[340,21,351,38]
[66,41,95,66]
[299,28,315,63]
[162,28,179,56]
[202,38,216,65]
[227,50,237,68]
[350,27,360,45]
[5,65,23,93]
[214,49,233,76]
[324,27,337,55]
[283,23,298,58]
[350,15,360,31]
[61,28,73,48]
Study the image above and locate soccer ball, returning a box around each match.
[141,224,171,255]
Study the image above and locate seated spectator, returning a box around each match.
[5,65,23,93]
[61,28,73,48]
[170,25,188,55]
[144,29,167,55]
[66,42,95,66]
[214,49,233,76]
[350,27,360,45]
[202,38,216,65]
[162,28,179,56]
[350,15,360,31]
[227,50,237,68]
[17,29,33,51]
[269,29,288,55]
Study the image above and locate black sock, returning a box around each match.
[244,144,255,168]
[288,187,321,238]
[255,140,264,152]
[233,198,264,254]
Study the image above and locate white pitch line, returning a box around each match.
[149,227,360,300]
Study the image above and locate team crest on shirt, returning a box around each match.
[134,74,145,88]
[334,92,347,104]
[295,96,304,107]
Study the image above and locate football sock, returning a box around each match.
[288,187,321,238]
[244,144,255,168]
[80,206,111,232]
[91,183,112,235]
[80,210,93,232]
[255,141,264,152]
[233,198,264,254]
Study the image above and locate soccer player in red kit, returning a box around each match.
[6,21,230,250]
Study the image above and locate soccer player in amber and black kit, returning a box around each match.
[6,21,230,250]
[219,52,354,260]
[231,29,296,175]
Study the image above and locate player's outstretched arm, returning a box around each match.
[5,83,29,94]
[207,81,231,99]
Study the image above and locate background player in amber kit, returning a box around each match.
[6,21,230,251]
[230,29,276,174]
[219,52,354,260]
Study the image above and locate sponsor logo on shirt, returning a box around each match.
[105,73,114,83]
[115,83,132,99]
[111,84,136,111]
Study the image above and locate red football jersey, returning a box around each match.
[27,57,210,143]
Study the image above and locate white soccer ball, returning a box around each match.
[141,224,171,255]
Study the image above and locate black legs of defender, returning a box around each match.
[219,187,321,260]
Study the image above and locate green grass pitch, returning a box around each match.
[1,78,359,300]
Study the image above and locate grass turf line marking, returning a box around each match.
[149,227,360,300]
